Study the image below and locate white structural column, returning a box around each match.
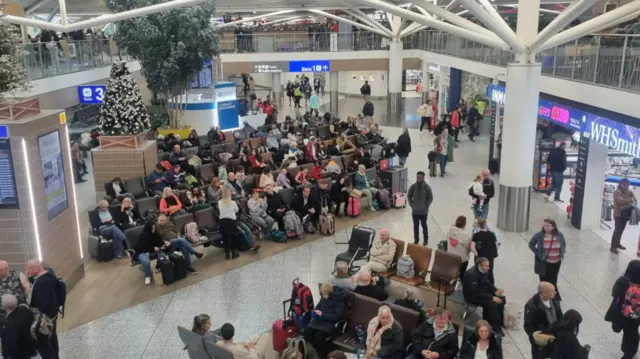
[421,60,429,104]
[329,71,339,115]
[272,72,282,108]
[387,40,404,121]
[496,0,542,232]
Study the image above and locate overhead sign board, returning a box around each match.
[253,63,287,73]
[214,82,237,102]
[78,85,106,104]
[289,60,330,73]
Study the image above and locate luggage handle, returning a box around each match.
[283,299,293,319]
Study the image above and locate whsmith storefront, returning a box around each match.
[486,84,640,245]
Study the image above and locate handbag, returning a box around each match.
[350,189,363,198]
[534,236,555,276]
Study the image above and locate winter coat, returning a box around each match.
[363,102,374,117]
[308,286,347,334]
[523,294,563,344]
[613,188,635,218]
[369,238,397,269]
[546,147,567,173]
[410,318,459,359]
[354,172,370,190]
[549,327,589,359]
[365,318,404,359]
[459,333,502,359]
[135,222,165,255]
[354,283,388,301]
[156,221,179,241]
[396,134,411,158]
[528,231,566,262]
[446,226,472,263]
[159,195,183,216]
[407,181,433,215]
[247,197,268,218]
[462,265,497,304]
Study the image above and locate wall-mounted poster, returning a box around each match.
[38,130,68,220]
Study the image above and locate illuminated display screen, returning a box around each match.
[0,139,19,209]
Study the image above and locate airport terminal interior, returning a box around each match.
[3,0,640,358]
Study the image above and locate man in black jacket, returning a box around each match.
[362,98,374,119]
[462,257,506,335]
[360,81,371,98]
[524,282,563,359]
[1,294,36,359]
[408,307,459,359]
[265,184,287,231]
[545,141,567,202]
[26,259,61,359]
[480,169,495,219]
[353,271,388,301]
[294,185,321,223]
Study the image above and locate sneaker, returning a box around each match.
[250,245,261,253]
[553,199,564,203]
[187,268,198,275]
[618,245,628,250]
[144,277,151,285]
[370,208,377,212]
[195,252,205,259]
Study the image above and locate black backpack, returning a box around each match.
[55,278,67,318]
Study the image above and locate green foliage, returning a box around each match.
[0,21,29,100]
[107,0,220,104]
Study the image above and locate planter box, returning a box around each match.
[99,131,148,150]
[0,98,41,121]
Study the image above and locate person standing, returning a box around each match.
[0,261,31,323]
[524,282,563,359]
[433,128,457,177]
[549,310,591,359]
[360,80,371,99]
[286,80,295,106]
[407,171,433,246]
[467,103,483,141]
[450,106,461,142]
[545,142,567,203]
[26,259,61,359]
[481,169,495,219]
[606,260,640,359]
[446,216,472,286]
[395,128,411,167]
[611,178,636,254]
[418,102,434,133]
[362,98,374,123]
[529,219,565,301]
[1,294,36,359]
[471,219,499,285]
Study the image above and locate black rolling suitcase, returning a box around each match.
[158,257,176,285]
[428,151,437,177]
[489,159,500,174]
[170,252,189,280]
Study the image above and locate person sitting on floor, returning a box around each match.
[259,167,277,190]
[90,200,125,258]
[105,177,134,202]
[147,164,170,196]
[363,305,404,359]
[360,229,396,274]
[159,187,186,217]
[463,257,507,335]
[328,261,356,292]
[192,314,222,345]
[394,288,426,324]
[354,271,388,301]
[304,283,347,359]
[114,197,142,231]
[248,190,276,239]
[407,307,459,359]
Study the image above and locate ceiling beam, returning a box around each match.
[216,10,294,29]
[409,0,498,39]
[343,7,393,36]
[529,0,597,52]
[24,0,55,14]
[308,9,391,37]
[458,0,524,53]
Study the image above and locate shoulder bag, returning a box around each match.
[534,236,555,276]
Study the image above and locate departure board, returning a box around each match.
[0,139,19,209]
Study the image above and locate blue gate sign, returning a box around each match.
[289,60,330,73]
[78,85,107,104]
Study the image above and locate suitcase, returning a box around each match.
[158,257,176,285]
[170,252,189,281]
[347,197,360,217]
[489,159,500,174]
[379,167,408,194]
[319,214,335,235]
[377,189,391,209]
[272,299,297,352]
[88,235,114,262]
[429,161,437,177]
[393,193,406,208]
[603,203,612,221]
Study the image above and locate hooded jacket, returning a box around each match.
[606,260,640,332]
[135,222,165,256]
[396,133,411,158]
[549,326,589,359]
[459,332,502,359]
[308,286,347,334]
[407,180,433,216]
[410,318,459,359]
[446,226,471,262]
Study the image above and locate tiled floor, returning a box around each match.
[58,120,636,359]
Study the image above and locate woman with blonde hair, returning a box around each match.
[329,261,356,291]
[364,306,404,359]
[219,187,240,260]
[159,187,186,217]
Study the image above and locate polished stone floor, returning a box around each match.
[57,119,635,359]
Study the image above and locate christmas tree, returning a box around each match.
[98,60,151,135]
[0,21,29,100]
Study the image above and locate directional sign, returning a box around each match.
[78,85,107,104]
[289,60,330,73]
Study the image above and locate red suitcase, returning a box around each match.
[272,299,297,352]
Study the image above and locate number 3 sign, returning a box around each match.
[77,85,107,104]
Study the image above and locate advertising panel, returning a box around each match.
[38,130,68,220]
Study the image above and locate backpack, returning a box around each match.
[24,305,54,342]
[290,280,315,317]
[396,255,415,278]
[377,189,391,209]
[302,215,316,234]
[284,210,303,237]
[271,229,287,243]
